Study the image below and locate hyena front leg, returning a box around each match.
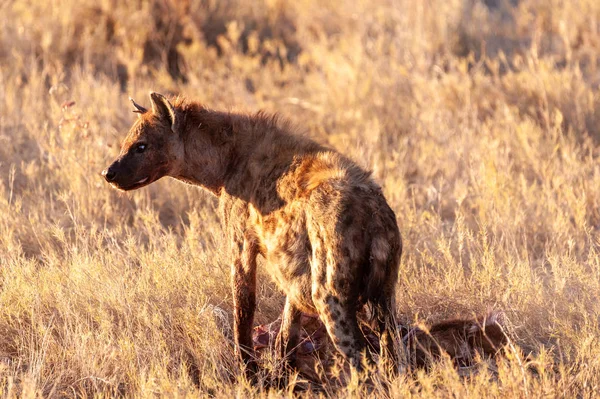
[232,237,259,377]
[275,297,302,368]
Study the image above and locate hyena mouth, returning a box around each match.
[110,176,152,191]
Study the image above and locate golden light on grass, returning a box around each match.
[1,0,600,397]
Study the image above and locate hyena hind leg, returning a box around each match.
[312,289,372,375]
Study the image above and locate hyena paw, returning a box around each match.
[243,358,260,383]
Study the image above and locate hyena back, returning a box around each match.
[103,93,402,377]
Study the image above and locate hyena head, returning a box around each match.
[102,92,184,191]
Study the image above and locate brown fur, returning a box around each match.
[404,312,508,370]
[103,93,402,378]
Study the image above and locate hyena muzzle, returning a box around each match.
[103,92,402,379]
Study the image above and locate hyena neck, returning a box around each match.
[176,105,324,213]
[172,105,234,195]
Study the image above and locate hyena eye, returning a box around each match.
[135,143,146,154]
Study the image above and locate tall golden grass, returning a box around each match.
[1,0,600,396]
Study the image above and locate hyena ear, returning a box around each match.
[129,97,148,117]
[149,92,176,132]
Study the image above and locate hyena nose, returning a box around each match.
[102,168,117,182]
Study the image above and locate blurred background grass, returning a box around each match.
[1,0,600,397]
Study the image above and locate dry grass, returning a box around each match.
[1,0,600,397]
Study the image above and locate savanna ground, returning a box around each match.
[1,0,600,397]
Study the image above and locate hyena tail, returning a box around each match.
[364,229,401,307]
[368,289,400,373]
[364,230,402,373]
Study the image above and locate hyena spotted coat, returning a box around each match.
[103,93,402,376]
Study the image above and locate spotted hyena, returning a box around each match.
[103,93,402,377]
